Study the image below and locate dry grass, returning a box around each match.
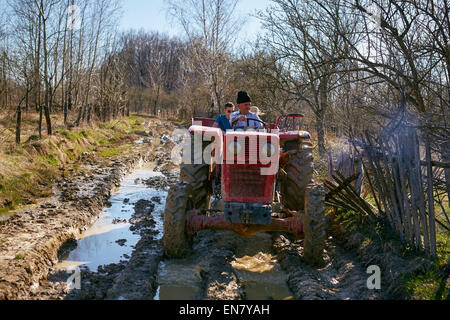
[0,112,147,214]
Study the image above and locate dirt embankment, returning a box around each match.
[0,118,178,300]
[329,217,435,299]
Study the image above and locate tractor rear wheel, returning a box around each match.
[180,163,210,209]
[303,185,328,266]
[163,182,194,258]
[179,139,211,209]
[281,140,314,211]
[163,138,212,258]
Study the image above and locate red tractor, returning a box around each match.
[163,114,328,265]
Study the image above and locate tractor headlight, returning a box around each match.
[299,131,311,139]
[227,140,242,156]
[260,142,276,158]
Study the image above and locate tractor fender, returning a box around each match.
[279,131,311,141]
[188,125,223,139]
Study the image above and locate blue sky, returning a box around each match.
[120,0,272,45]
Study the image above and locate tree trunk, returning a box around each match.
[16,105,21,145]
[64,101,68,126]
[25,84,29,112]
[317,76,329,157]
[41,0,52,135]
[153,85,160,115]
[38,105,43,139]
[87,104,92,124]
[44,104,52,135]
[75,105,83,127]
[316,110,326,157]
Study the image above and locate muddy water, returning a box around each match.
[55,162,167,273]
[155,259,205,300]
[32,159,293,300]
[231,233,293,300]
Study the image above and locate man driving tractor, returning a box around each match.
[230,91,264,129]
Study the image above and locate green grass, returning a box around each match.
[402,271,448,300]
[401,250,449,300]
[336,208,400,245]
[57,129,85,141]
[45,155,58,166]
[100,144,133,158]
[100,147,120,158]
[15,254,23,260]
[399,229,449,300]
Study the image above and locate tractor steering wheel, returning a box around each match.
[231,117,267,129]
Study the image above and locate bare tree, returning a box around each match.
[259,0,353,156]
[0,0,11,113]
[168,0,241,114]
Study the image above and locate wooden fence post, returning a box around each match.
[425,129,437,257]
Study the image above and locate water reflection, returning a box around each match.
[56,165,167,272]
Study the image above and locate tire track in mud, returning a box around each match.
[156,230,292,300]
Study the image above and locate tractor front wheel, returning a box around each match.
[281,140,314,211]
[303,185,328,266]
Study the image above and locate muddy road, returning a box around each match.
[0,119,388,300]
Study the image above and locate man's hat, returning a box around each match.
[237,91,251,105]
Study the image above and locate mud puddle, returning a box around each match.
[230,233,293,300]
[155,259,204,300]
[55,162,167,273]
[155,231,293,300]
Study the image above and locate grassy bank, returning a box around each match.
[332,209,449,300]
[0,115,147,214]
